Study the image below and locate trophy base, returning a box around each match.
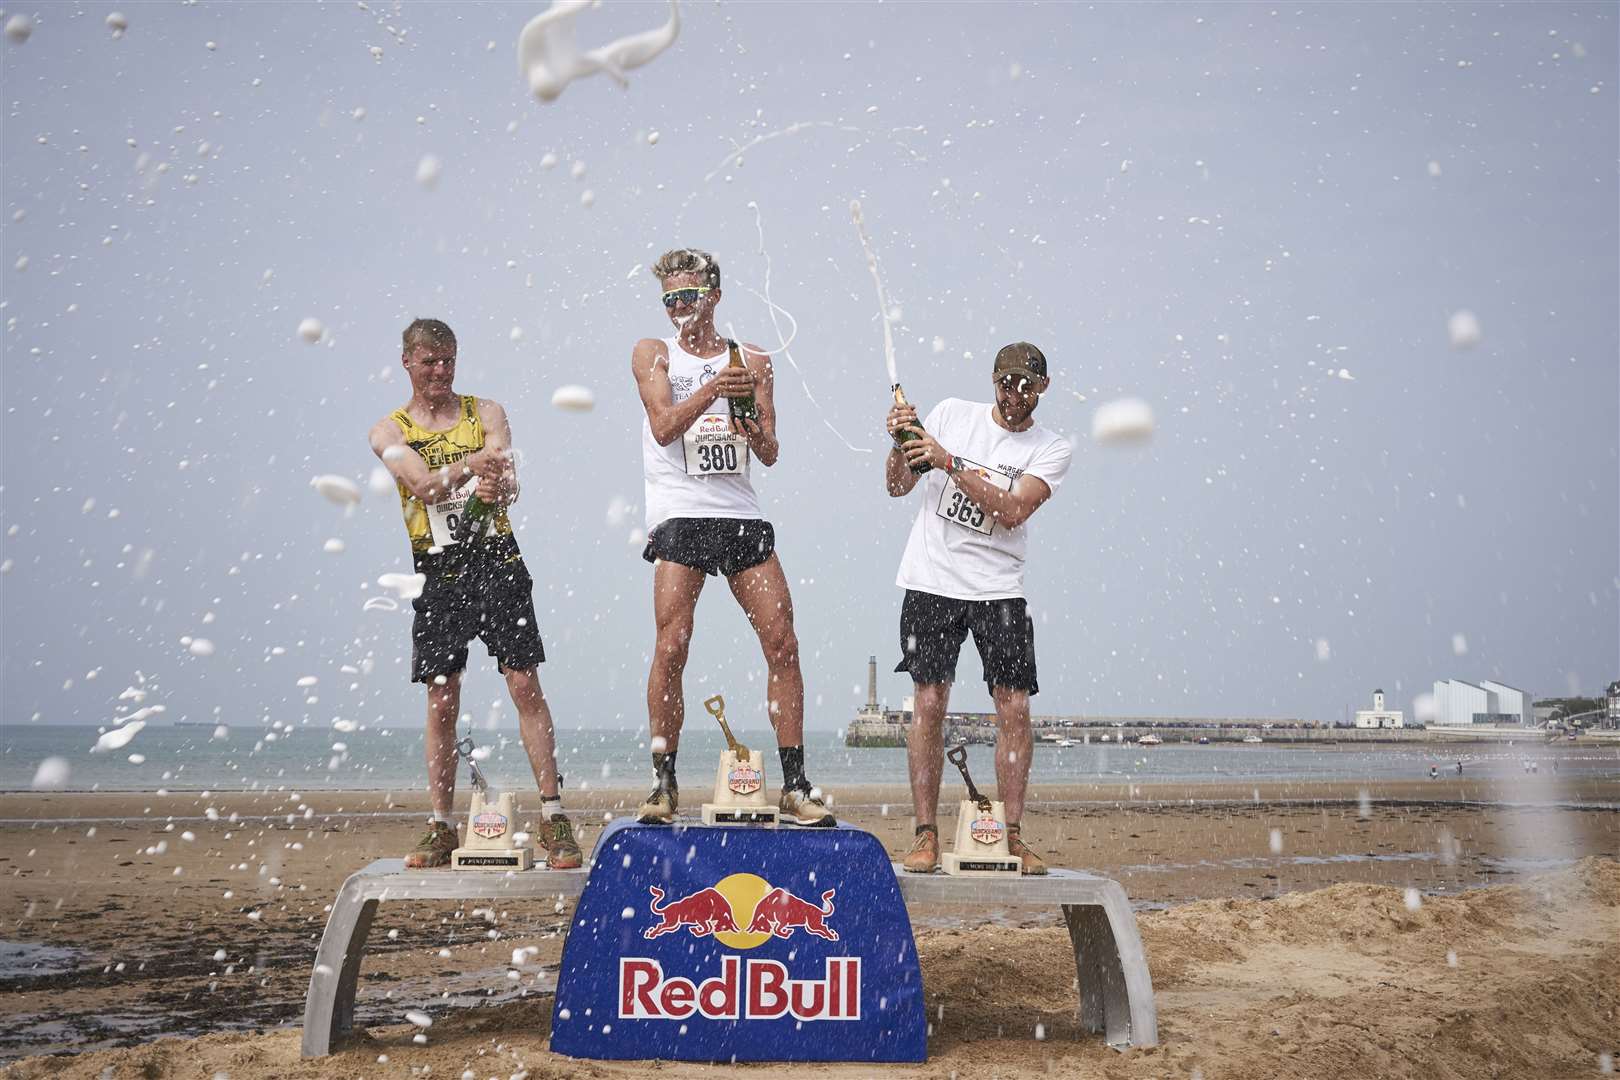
[942,851,1022,877]
[700,804,779,826]
[450,846,534,871]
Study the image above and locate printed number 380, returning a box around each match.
[696,443,739,472]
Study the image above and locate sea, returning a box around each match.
[3,724,1617,798]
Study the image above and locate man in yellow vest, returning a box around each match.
[369,318,581,870]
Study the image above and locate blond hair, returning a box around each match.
[651,248,720,289]
[402,318,456,353]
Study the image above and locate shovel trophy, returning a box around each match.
[942,745,1020,876]
[449,730,535,870]
[699,694,778,826]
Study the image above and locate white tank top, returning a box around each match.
[641,336,762,530]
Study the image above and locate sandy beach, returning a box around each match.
[2,779,1616,1078]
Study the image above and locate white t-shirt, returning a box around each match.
[894,398,1073,601]
[641,336,762,531]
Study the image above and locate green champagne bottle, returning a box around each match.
[726,340,758,424]
[452,492,495,545]
[892,384,931,475]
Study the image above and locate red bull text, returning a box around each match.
[620,955,862,1022]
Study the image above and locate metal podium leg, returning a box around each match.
[302,878,378,1057]
[1062,890,1159,1050]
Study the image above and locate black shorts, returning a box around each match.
[642,517,776,578]
[894,589,1038,695]
[410,542,545,684]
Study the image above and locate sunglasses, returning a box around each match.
[661,286,712,308]
[996,373,1041,394]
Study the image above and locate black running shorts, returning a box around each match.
[642,517,776,578]
[410,540,545,683]
[894,589,1038,694]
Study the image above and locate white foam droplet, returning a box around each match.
[1268,828,1283,854]
[416,154,442,190]
[6,15,35,43]
[1451,633,1468,656]
[518,0,680,103]
[311,474,362,506]
[1091,397,1155,445]
[323,538,346,554]
[377,572,426,600]
[188,638,215,657]
[405,1009,432,1028]
[647,130,660,145]
[550,384,595,412]
[1447,310,1481,349]
[31,757,70,790]
[1404,887,1423,911]
[297,317,325,344]
[94,720,146,753]
[106,12,128,36]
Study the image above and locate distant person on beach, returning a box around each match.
[884,342,1073,875]
[1430,766,1438,780]
[630,248,834,828]
[1457,760,1464,775]
[369,318,581,870]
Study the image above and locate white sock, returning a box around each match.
[541,798,563,820]
[431,811,455,827]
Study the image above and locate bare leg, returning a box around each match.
[991,685,1033,824]
[505,667,560,798]
[725,554,803,746]
[907,681,950,827]
[647,559,706,754]
[424,672,463,818]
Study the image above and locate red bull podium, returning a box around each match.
[301,821,1157,1059]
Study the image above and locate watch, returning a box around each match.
[947,454,965,476]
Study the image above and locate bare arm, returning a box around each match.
[736,342,779,467]
[369,417,465,503]
[902,431,1054,529]
[632,338,726,446]
[471,398,519,505]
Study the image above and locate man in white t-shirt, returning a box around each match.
[884,342,1073,874]
[628,247,835,828]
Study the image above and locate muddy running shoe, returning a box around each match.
[540,813,583,870]
[403,821,458,869]
[902,826,939,873]
[637,783,678,825]
[778,782,836,827]
[1007,823,1048,876]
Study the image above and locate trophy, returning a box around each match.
[699,694,778,826]
[941,745,1020,876]
[450,733,535,870]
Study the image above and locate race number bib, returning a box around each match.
[682,413,747,476]
[425,483,475,549]
[935,458,1012,535]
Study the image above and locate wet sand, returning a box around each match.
[1,780,1615,1076]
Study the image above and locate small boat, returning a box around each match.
[1242,734,1263,744]
[1053,738,1075,748]
[1197,736,1210,745]
[1137,734,1162,746]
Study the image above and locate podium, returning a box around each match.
[550,820,925,1063]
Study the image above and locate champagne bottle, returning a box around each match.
[891,384,932,475]
[452,489,496,545]
[725,340,758,423]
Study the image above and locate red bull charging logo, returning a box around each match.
[622,872,858,1022]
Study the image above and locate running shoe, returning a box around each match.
[540,813,582,870]
[902,826,939,873]
[1007,823,1048,876]
[404,821,458,869]
[637,783,678,825]
[778,782,836,827]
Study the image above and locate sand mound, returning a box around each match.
[4,858,1615,1079]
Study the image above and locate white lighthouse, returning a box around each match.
[1354,688,1404,729]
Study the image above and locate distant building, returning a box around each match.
[1432,678,1534,727]
[1354,689,1404,729]
[1607,680,1620,728]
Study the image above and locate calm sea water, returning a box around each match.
[3,724,1616,796]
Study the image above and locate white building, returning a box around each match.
[1432,678,1533,728]
[1354,689,1404,728]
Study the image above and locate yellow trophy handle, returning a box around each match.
[703,694,750,760]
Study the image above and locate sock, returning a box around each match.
[778,745,806,790]
[431,811,455,827]
[541,797,563,821]
[652,750,677,789]
[915,823,937,836]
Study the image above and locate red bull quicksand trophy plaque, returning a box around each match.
[942,746,1020,876]
[700,694,778,826]
[450,789,535,871]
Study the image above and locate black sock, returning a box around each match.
[652,750,677,789]
[778,746,806,790]
[915,823,937,836]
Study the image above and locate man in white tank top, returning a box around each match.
[629,247,834,827]
[883,343,1074,875]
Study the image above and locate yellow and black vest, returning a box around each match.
[390,395,514,555]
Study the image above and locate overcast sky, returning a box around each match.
[2,2,1615,736]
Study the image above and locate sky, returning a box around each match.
[2,1,1616,738]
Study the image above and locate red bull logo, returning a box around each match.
[624,872,858,1022]
[471,811,508,840]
